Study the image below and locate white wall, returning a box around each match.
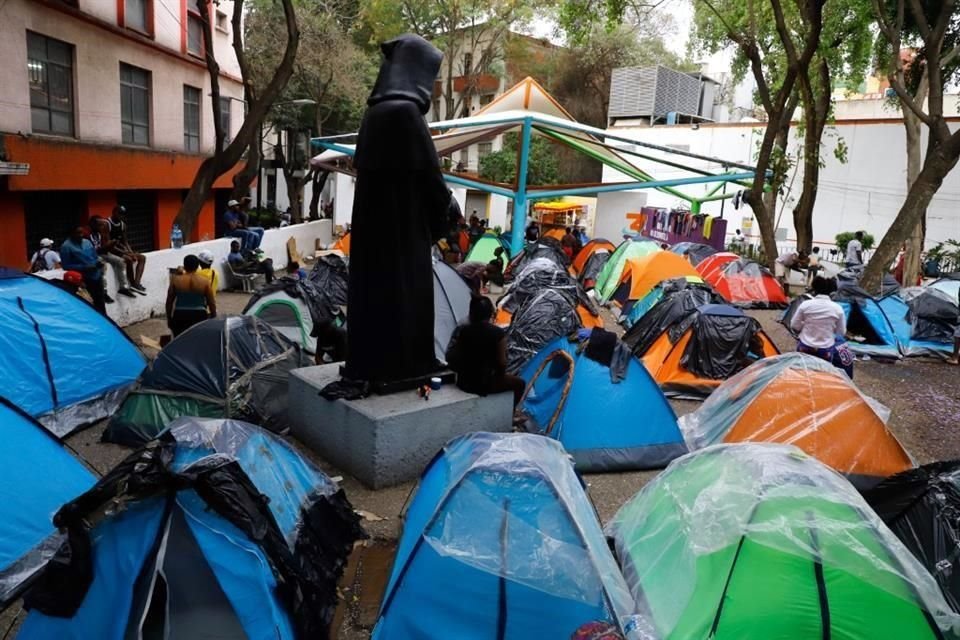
[603,119,960,250]
[595,191,648,241]
[104,220,332,326]
[333,173,356,229]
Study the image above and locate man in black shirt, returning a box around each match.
[107,206,147,291]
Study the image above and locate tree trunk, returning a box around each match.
[751,96,798,268]
[792,60,830,253]
[285,172,307,223]
[901,109,925,286]
[230,138,261,202]
[861,142,960,292]
[309,169,329,219]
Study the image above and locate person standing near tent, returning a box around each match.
[846,231,864,268]
[29,238,60,272]
[487,246,506,287]
[60,225,107,314]
[526,222,539,243]
[166,254,216,337]
[467,214,484,246]
[197,250,219,302]
[446,296,525,409]
[790,276,854,377]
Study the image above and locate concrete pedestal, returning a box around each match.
[289,364,514,488]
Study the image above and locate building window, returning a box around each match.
[183,85,201,152]
[478,142,493,159]
[120,63,150,145]
[219,97,232,145]
[27,32,74,137]
[187,10,203,56]
[124,0,150,34]
[463,52,473,74]
[480,93,494,107]
[216,10,228,32]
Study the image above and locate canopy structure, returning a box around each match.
[312,77,764,254]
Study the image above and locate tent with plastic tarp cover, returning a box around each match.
[670,241,717,266]
[519,332,687,472]
[572,238,616,275]
[372,432,636,639]
[879,292,956,358]
[679,353,914,489]
[19,417,366,640]
[0,268,146,438]
[606,444,960,640]
[308,253,349,308]
[103,316,312,446]
[243,276,346,354]
[0,397,96,608]
[864,460,960,613]
[495,257,601,329]
[504,237,570,280]
[702,257,788,308]
[505,288,583,374]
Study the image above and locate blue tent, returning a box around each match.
[519,333,687,471]
[0,397,95,607]
[879,294,955,358]
[832,285,901,358]
[373,432,635,639]
[20,418,365,640]
[0,268,146,437]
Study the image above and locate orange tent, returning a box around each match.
[333,231,351,256]
[571,239,616,274]
[542,227,566,241]
[639,304,779,398]
[679,353,913,488]
[614,252,701,304]
[696,251,739,282]
[495,305,603,329]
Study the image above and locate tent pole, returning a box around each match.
[510,117,533,255]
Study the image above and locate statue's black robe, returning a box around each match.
[343,35,451,384]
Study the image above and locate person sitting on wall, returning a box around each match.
[60,225,106,314]
[239,196,266,245]
[224,200,260,252]
[166,254,216,337]
[90,217,137,299]
[29,238,61,273]
[107,206,147,292]
[227,240,274,283]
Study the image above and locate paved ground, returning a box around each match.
[5,290,956,638]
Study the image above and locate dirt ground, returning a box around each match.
[4,291,957,638]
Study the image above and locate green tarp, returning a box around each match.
[594,240,660,302]
[103,392,223,446]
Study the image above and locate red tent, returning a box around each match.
[696,252,739,283]
[704,258,788,308]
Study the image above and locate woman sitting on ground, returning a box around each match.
[446,296,525,408]
[789,275,854,378]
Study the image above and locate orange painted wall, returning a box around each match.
[194,198,216,242]
[86,191,118,221]
[155,191,181,249]
[0,192,27,268]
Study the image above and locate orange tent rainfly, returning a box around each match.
[634,303,779,399]
[679,352,914,488]
[572,239,616,274]
[701,257,788,308]
[611,252,701,308]
[333,231,351,256]
[696,251,739,282]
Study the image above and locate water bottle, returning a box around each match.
[170,224,183,249]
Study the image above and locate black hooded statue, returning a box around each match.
[343,35,452,385]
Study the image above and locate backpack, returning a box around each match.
[30,249,50,273]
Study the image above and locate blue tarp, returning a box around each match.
[0,269,145,437]
[879,295,954,357]
[374,433,635,639]
[519,337,687,471]
[834,295,901,359]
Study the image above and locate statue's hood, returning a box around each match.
[367,34,443,114]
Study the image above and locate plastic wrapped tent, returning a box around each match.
[243,277,345,353]
[610,252,701,312]
[433,259,472,363]
[622,276,715,328]
[0,268,146,437]
[519,333,687,471]
[506,289,582,373]
[594,240,661,301]
[373,432,635,639]
[622,281,726,355]
[308,253,349,308]
[670,241,718,266]
[578,249,613,290]
[607,444,960,640]
[104,316,312,446]
[679,353,913,489]
[704,258,788,308]
[695,251,739,282]
[635,304,779,398]
[572,238,616,274]
[504,237,570,280]
[19,418,365,640]
[906,287,959,343]
[496,258,602,330]
[838,265,902,298]
[930,274,960,304]
[879,294,955,357]
[465,230,511,264]
[0,398,96,607]
[864,460,960,612]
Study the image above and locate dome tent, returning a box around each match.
[19,417,366,640]
[465,230,511,264]
[372,432,635,639]
[670,241,718,266]
[879,293,956,358]
[610,252,701,314]
[703,258,788,308]
[695,251,739,282]
[0,397,96,607]
[607,444,960,640]
[0,268,146,438]
[243,277,345,354]
[505,288,582,373]
[621,277,723,334]
[594,239,660,302]
[504,237,570,280]
[519,332,687,471]
[679,353,913,489]
[831,285,901,358]
[572,238,616,274]
[104,316,312,446]
[433,259,472,363]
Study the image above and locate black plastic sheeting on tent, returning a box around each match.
[779,293,813,336]
[22,434,366,639]
[838,265,901,298]
[505,237,570,280]
[499,258,599,318]
[671,242,718,266]
[243,276,342,329]
[506,289,582,373]
[906,288,960,342]
[623,279,725,356]
[863,460,960,612]
[308,254,349,309]
[578,250,612,288]
[678,306,768,380]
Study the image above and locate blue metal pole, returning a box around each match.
[510,117,533,255]
[525,171,757,200]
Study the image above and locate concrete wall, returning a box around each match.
[603,118,960,249]
[595,191,648,241]
[0,0,243,153]
[104,219,332,326]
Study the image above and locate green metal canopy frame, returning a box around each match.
[312,88,768,254]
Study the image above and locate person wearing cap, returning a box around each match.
[107,206,147,292]
[224,200,259,251]
[60,225,106,314]
[197,250,220,300]
[29,238,61,272]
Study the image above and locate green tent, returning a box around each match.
[465,231,510,264]
[594,239,660,302]
[607,444,959,640]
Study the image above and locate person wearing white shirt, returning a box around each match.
[790,276,854,377]
[29,238,61,272]
[846,231,864,267]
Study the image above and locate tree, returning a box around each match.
[862,0,960,291]
[175,0,300,239]
[556,0,673,45]
[479,133,561,185]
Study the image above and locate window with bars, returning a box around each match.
[124,0,150,34]
[215,10,228,32]
[23,191,86,259]
[187,10,203,56]
[120,63,150,145]
[219,97,232,145]
[478,142,493,159]
[183,85,200,152]
[117,191,157,252]
[27,32,75,137]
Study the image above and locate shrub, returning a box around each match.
[835,231,874,253]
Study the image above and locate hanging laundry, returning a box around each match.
[703,215,715,239]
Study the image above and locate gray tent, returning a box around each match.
[433,259,472,363]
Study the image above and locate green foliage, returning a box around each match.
[835,231,875,253]
[479,132,561,185]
